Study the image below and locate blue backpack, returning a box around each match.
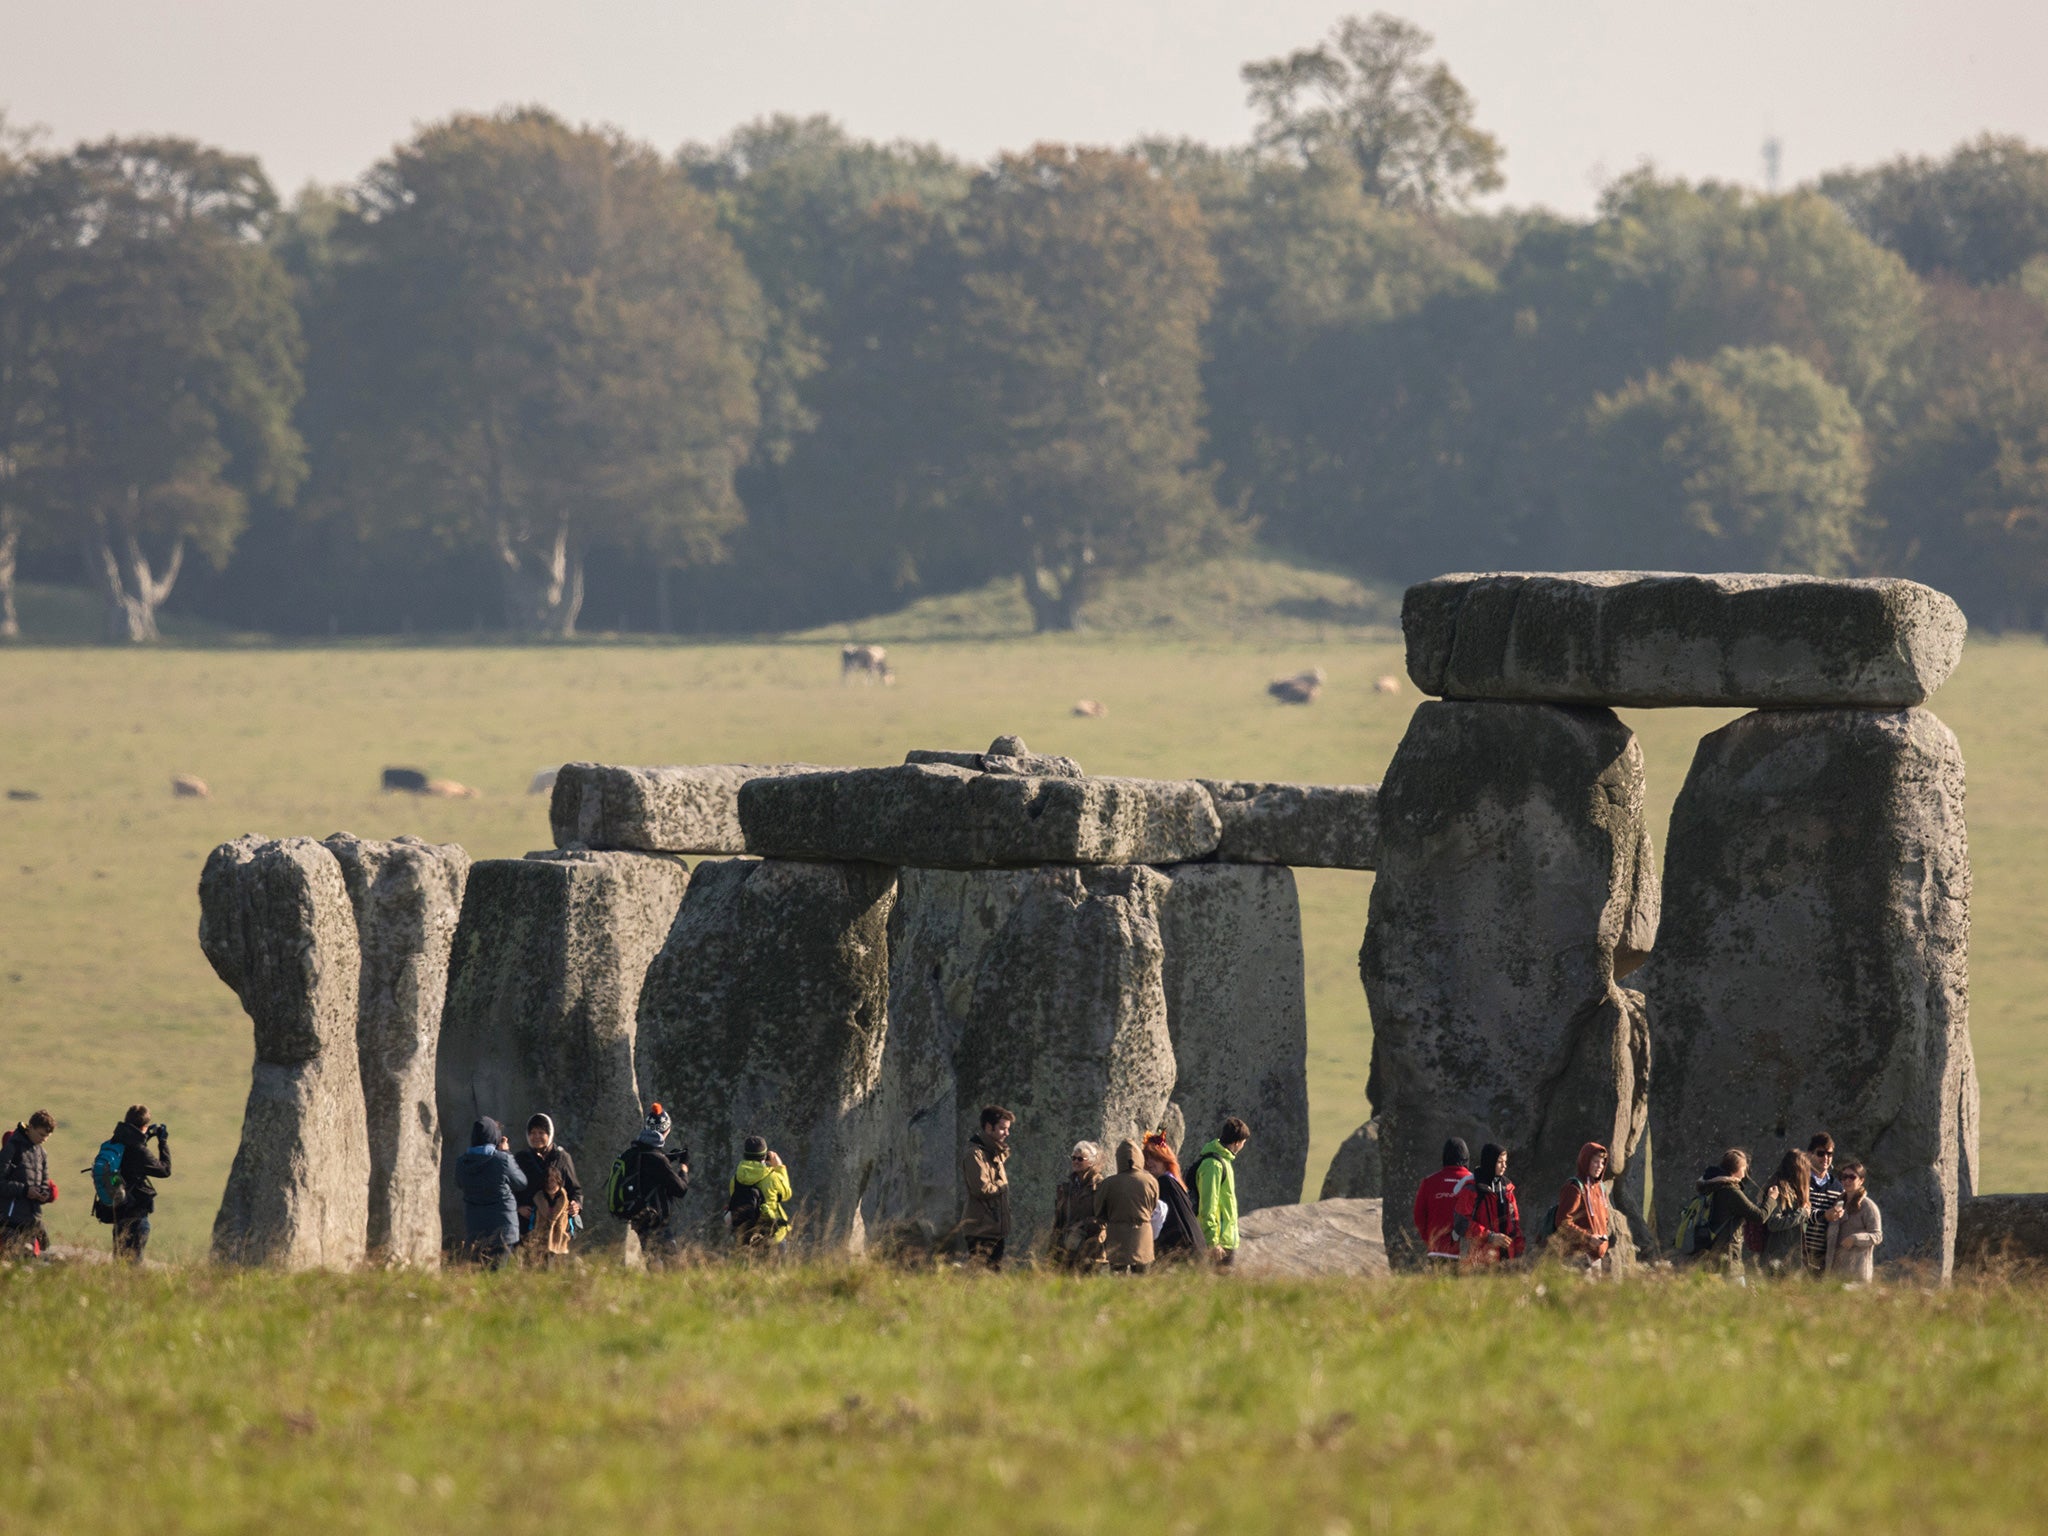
[89,1139,127,1224]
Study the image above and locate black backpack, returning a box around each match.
[605,1146,656,1224]
[726,1178,766,1230]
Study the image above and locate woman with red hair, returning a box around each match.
[1143,1132,1201,1261]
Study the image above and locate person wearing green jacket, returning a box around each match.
[727,1136,793,1248]
[1192,1117,1250,1266]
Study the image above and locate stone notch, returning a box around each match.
[906,734,1084,779]
[1362,702,1659,1266]
[637,858,897,1247]
[1154,862,1310,1212]
[323,834,470,1267]
[1404,571,1966,708]
[1644,707,1972,1275]
[738,763,1221,868]
[437,849,689,1249]
[200,836,370,1269]
[1199,780,1380,869]
[550,762,835,854]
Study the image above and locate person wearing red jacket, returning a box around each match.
[1453,1142,1524,1267]
[1412,1137,1473,1264]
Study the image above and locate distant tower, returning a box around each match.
[1762,135,1783,194]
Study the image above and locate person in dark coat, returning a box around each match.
[1051,1141,1106,1271]
[1697,1149,1771,1273]
[514,1113,581,1252]
[111,1105,170,1262]
[624,1104,691,1269]
[0,1110,57,1259]
[454,1116,528,1269]
[1142,1132,1201,1261]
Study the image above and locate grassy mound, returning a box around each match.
[5,1259,2045,1531]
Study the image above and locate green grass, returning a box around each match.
[7,1259,2048,1533]
[2,593,2045,1257]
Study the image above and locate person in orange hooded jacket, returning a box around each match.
[1554,1142,1614,1267]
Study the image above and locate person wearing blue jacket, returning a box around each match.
[455,1117,527,1269]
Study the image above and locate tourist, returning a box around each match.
[529,1160,573,1267]
[1802,1133,1844,1278]
[1824,1160,1883,1282]
[515,1113,581,1252]
[622,1104,691,1269]
[1142,1131,1200,1261]
[1452,1142,1523,1268]
[1412,1137,1474,1266]
[0,1110,57,1259]
[957,1105,1014,1269]
[454,1116,528,1269]
[109,1105,171,1263]
[1192,1116,1249,1267]
[1758,1149,1814,1277]
[1695,1149,1771,1272]
[1552,1143,1614,1269]
[1094,1138,1160,1274]
[727,1136,793,1248]
[1051,1140,1106,1271]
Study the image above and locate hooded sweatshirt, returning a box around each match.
[1554,1143,1612,1261]
[1094,1140,1161,1267]
[1195,1139,1240,1252]
[455,1117,528,1248]
[729,1158,794,1242]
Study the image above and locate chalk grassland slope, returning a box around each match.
[6,1263,2048,1532]
[1,636,2044,1255]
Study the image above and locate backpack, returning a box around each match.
[1187,1152,1216,1215]
[606,1146,653,1223]
[726,1178,767,1230]
[1672,1190,1716,1260]
[1538,1178,1588,1245]
[89,1138,128,1224]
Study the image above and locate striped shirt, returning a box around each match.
[1804,1174,1843,1270]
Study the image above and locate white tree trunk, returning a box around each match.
[495,518,583,637]
[86,522,184,644]
[0,518,18,640]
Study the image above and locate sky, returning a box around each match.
[7,1,2048,215]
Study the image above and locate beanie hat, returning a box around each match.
[742,1135,768,1160]
[645,1104,672,1140]
[472,1117,502,1149]
[1442,1136,1470,1167]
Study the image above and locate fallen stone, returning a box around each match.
[739,764,1221,868]
[1154,862,1309,1211]
[1199,780,1380,869]
[1644,707,1971,1275]
[637,858,897,1246]
[1404,572,1967,708]
[1319,1117,1382,1200]
[863,865,1176,1252]
[1362,702,1658,1267]
[549,762,834,854]
[200,837,370,1269]
[437,850,689,1249]
[1234,1198,1388,1278]
[906,735,1084,779]
[1956,1195,2048,1267]
[324,834,471,1267]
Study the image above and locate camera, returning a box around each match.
[152,1123,169,1138]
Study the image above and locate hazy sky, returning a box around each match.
[8,2,2048,214]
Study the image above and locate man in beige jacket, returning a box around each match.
[958,1105,1014,1268]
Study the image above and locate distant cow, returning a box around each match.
[171,773,210,799]
[382,767,431,793]
[1373,675,1402,696]
[424,778,479,799]
[1268,667,1327,705]
[841,644,889,684]
[1072,699,1108,718]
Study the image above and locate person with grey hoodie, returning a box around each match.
[455,1117,527,1269]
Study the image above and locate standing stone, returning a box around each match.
[864,866,1177,1253]
[1956,1195,2048,1267]
[637,858,897,1247]
[1154,862,1310,1211]
[1362,702,1658,1265]
[200,836,370,1269]
[1320,1117,1382,1200]
[1197,781,1380,869]
[437,850,688,1250]
[550,763,835,854]
[1645,707,1971,1274]
[323,834,470,1267]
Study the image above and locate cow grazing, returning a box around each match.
[1072,699,1108,718]
[841,643,889,683]
[1373,675,1402,696]
[424,778,479,798]
[1267,667,1327,705]
[171,773,210,799]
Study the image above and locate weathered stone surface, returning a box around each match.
[862,866,1176,1251]
[323,834,470,1267]
[637,858,896,1246]
[1405,572,1967,708]
[1362,702,1657,1266]
[739,763,1221,868]
[200,837,370,1269]
[1956,1195,2048,1267]
[1319,1117,1382,1200]
[549,762,834,854]
[1644,707,1971,1275]
[437,850,688,1248]
[1154,862,1309,1210]
[1235,1198,1388,1278]
[906,735,1084,779]
[1199,780,1380,868]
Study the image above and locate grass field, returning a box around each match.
[7,1259,2048,1533]
[3,573,2046,1255]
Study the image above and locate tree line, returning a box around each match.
[5,14,2048,641]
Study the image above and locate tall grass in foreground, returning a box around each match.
[5,1260,2045,1533]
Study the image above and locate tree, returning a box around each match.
[0,137,303,641]
[1822,135,2048,286]
[0,112,40,639]
[315,110,762,636]
[941,145,1231,631]
[1242,14,1504,210]
[1586,345,1870,574]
